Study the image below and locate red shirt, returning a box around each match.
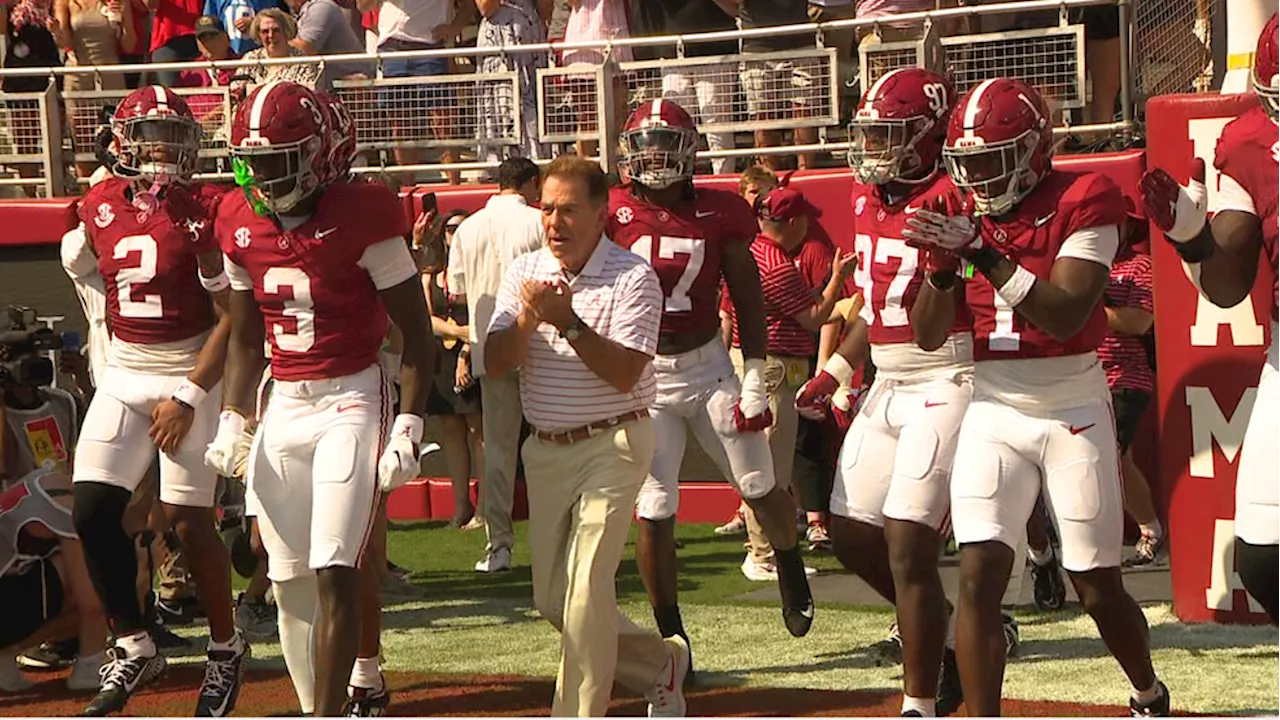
[740,234,816,357]
[151,0,201,51]
[791,237,833,293]
[79,179,220,345]
[1097,252,1154,393]
[217,180,410,381]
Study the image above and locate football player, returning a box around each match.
[607,99,816,662]
[795,67,973,717]
[1139,12,1279,624]
[205,80,434,718]
[907,77,1167,716]
[70,86,248,717]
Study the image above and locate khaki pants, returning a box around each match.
[731,350,809,563]
[480,372,522,551]
[523,416,668,717]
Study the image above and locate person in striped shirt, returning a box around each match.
[484,155,690,717]
[1098,211,1160,566]
[728,187,856,574]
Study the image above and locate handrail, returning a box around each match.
[0,0,1121,78]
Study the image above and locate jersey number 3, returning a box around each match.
[629,235,706,313]
[263,267,316,353]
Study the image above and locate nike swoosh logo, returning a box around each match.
[1034,212,1056,227]
[314,227,338,239]
[336,403,361,413]
[799,603,814,619]
[1069,423,1095,435]
[904,206,921,214]
[924,400,947,408]
[695,210,715,218]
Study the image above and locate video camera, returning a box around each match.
[0,307,63,387]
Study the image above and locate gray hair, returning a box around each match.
[249,8,297,45]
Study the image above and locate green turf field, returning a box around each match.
[210,520,1278,716]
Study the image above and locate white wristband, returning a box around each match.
[199,269,230,293]
[218,409,247,437]
[995,264,1037,309]
[172,379,208,408]
[391,413,424,444]
[822,353,856,386]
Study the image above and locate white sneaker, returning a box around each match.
[740,555,818,582]
[714,510,747,536]
[474,546,512,573]
[67,652,105,692]
[0,651,32,693]
[645,635,690,717]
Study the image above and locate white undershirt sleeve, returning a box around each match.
[1216,173,1258,216]
[224,255,254,292]
[1055,224,1119,269]
[359,237,419,290]
[61,222,99,283]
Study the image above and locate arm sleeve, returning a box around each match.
[602,262,662,356]
[225,255,254,292]
[359,237,418,290]
[486,256,527,336]
[1056,225,1120,269]
[762,262,817,318]
[60,223,99,283]
[1216,173,1258,216]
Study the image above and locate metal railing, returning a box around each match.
[0,0,1208,195]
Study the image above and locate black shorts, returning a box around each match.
[0,557,64,648]
[1073,7,1120,40]
[1111,388,1151,452]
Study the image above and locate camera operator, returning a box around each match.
[0,313,82,486]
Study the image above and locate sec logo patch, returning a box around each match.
[854,196,867,217]
[615,207,634,225]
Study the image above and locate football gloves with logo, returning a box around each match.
[205,410,251,479]
[795,354,856,421]
[734,357,773,433]
[1140,158,1208,244]
[903,208,981,254]
[378,414,425,492]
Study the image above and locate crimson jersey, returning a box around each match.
[607,185,757,340]
[850,174,971,345]
[217,180,410,382]
[78,178,220,345]
[965,171,1127,362]
[1214,105,1279,319]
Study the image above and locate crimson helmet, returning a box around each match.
[230,80,329,215]
[318,91,357,184]
[108,86,202,184]
[943,78,1053,216]
[619,99,699,190]
[848,67,954,185]
[1255,12,1279,122]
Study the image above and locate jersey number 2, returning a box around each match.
[629,235,705,313]
[263,267,316,352]
[114,234,163,319]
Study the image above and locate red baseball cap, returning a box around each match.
[757,187,822,222]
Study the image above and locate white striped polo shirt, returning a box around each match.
[487,236,662,433]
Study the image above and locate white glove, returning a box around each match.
[903,209,981,252]
[377,414,424,492]
[205,410,251,479]
[739,358,769,419]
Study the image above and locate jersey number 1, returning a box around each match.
[629,235,706,313]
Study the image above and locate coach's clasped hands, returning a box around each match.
[522,278,576,331]
[205,410,252,479]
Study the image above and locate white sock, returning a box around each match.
[1027,545,1053,567]
[1139,520,1163,538]
[274,575,319,715]
[1132,679,1162,705]
[209,632,245,654]
[349,656,382,691]
[116,632,157,658]
[902,696,936,716]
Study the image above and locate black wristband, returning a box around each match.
[927,272,957,291]
[1172,229,1216,264]
[968,245,1004,275]
[170,396,194,411]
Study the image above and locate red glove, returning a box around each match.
[733,404,773,433]
[919,243,961,277]
[1139,158,1208,242]
[795,370,840,421]
[829,386,864,434]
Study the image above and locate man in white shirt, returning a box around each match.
[447,157,545,573]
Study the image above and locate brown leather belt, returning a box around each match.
[533,409,650,445]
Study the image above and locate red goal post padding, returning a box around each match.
[1146,92,1274,624]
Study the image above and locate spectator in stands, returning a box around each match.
[1101,206,1162,566]
[357,0,467,182]
[235,8,320,88]
[286,0,366,87]
[1077,7,1120,126]
[424,209,486,529]
[2,0,62,193]
[55,0,135,178]
[475,0,546,163]
[149,0,203,86]
[561,0,630,161]
[202,0,277,55]
[118,0,148,87]
[730,186,853,578]
[738,0,818,171]
[178,14,239,86]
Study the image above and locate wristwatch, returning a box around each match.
[559,315,584,341]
